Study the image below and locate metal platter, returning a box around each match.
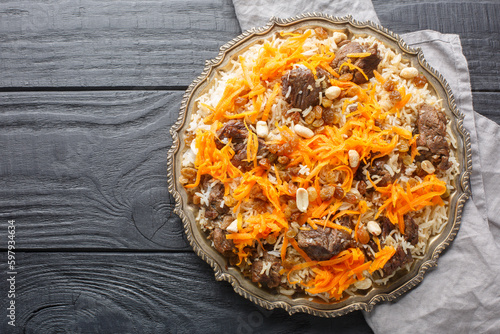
[167,13,472,317]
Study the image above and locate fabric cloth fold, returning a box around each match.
[231,1,500,332]
[232,0,379,31]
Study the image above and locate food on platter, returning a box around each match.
[178,26,459,301]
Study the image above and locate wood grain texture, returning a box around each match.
[471,92,500,124]
[0,91,189,250]
[0,252,373,333]
[372,0,500,92]
[0,0,241,88]
[1,0,498,94]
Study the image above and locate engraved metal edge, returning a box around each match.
[166,12,472,317]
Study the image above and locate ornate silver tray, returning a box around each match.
[167,13,472,317]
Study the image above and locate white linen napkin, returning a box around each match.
[231,1,500,332]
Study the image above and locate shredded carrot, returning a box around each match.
[369,246,396,273]
[373,70,385,83]
[347,52,372,58]
[369,173,447,233]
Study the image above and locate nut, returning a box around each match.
[400,67,419,79]
[226,219,239,233]
[333,32,347,44]
[367,220,381,236]
[421,160,436,174]
[354,278,372,290]
[324,86,342,100]
[256,120,269,138]
[294,124,315,138]
[348,150,360,168]
[296,188,309,213]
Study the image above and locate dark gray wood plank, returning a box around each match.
[0,252,373,333]
[472,92,500,124]
[2,0,499,94]
[0,0,241,88]
[0,91,189,250]
[372,0,500,92]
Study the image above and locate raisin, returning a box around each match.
[345,193,359,204]
[320,185,335,201]
[234,97,248,107]
[333,185,344,199]
[277,156,290,165]
[357,225,370,244]
[389,90,402,102]
[413,73,428,88]
[289,111,301,124]
[314,27,329,40]
[259,158,271,169]
[339,72,353,82]
[383,80,395,91]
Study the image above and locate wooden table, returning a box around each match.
[1,1,498,332]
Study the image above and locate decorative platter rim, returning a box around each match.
[167,13,472,317]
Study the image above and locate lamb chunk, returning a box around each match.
[367,157,392,187]
[215,119,247,149]
[331,42,381,84]
[382,245,413,276]
[204,208,219,220]
[200,180,229,219]
[212,227,234,256]
[230,138,267,171]
[281,68,321,110]
[331,42,364,69]
[404,215,419,246]
[215,119,267,171]
[351,44,381,84]
[208,182,229,214]
[251,253,282,288]
[380,217,395,238]
[416,104,451,170]
[297,225,355,261]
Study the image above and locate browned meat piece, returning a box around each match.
[200,177,228,219]
[331,42,364,69]
[204,208,219,220]
[337,39,351,48]
[215,119,248,149]
[297,225,355,261]
[367,157,392,187]
[208,183,228,213]
[331,42,381,84]
[230,139,267,171]
[212,227,234,256]
[382,245,413,276]
[215,119,267,171]
[416,104,451,170]
[357,180,367,196]
[404,215,419,245]
[281,67,321,110]
[351,44,381,84]
[251,253,282,288]
[380,217,395,238]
